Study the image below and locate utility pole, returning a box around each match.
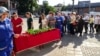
[8,0,10,10]
[8,0,11,18]
[89,0,91,14]
[72,0,74,12]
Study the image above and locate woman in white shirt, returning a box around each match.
[41,13,47,28]
[83,14,89,33]
[94,15,100,33]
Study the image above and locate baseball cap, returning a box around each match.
[0,6,9,16]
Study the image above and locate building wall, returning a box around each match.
[0,0,8,6]
[83,8,89,13]
[77,7,100,14]
[0,0,8,3]
[0,0,16,9]
[95,7,100,12]
[78,8,89,14]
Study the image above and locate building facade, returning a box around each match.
[67,1,100,14]
[0,0,16,9]
[0,0,17,14]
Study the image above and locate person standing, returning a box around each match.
[25,12,33,30]
[94,15,99,33]
[0,6,18,56]
[11,12,23,56]
[41,13,47,28]
[83,13,89,33]
[67,13,71,33]
[77,15,84,36]
[89,15,94,33]
[47,11,56,28]
[55,12,63,37]
[61,13,65,33]
[62,13,68,33]
[11,12,23,34]
[70,12,76,35]
[75,14,80,33]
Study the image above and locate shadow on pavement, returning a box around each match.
[59,32,96,48]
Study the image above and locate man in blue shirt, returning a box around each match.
[0,6,18,56]
[55,12,63,37]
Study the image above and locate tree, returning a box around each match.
[41,1,56,15]
[29,0,39,12]
[46,6,56,14]
[16,0,39,14]
[61,6,67,11]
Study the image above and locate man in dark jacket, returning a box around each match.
[77,15,84,36]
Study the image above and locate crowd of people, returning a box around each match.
[10,11,100,38]
[39,11,100,37]
[0,5,100,56]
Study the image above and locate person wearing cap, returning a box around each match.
[0,6,18,56]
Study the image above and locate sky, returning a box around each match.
[38,0,100,6]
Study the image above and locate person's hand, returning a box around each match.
[16,24,21,27]
[14,34,19,38]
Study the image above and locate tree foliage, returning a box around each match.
[41,1,56,15]
[61,6,68,11]
[16,0,39,14]
[45,6,56,14]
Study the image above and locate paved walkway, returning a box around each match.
[16,19,100,56]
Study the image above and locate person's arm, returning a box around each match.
[19,18,23,26]
[16,18,23,27]
[10,20,19,38]
[44,19,48,27]
[47,18,49,25]
[31,18,34,29]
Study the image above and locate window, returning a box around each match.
[91,8,95,11]
[80,9,83,11]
